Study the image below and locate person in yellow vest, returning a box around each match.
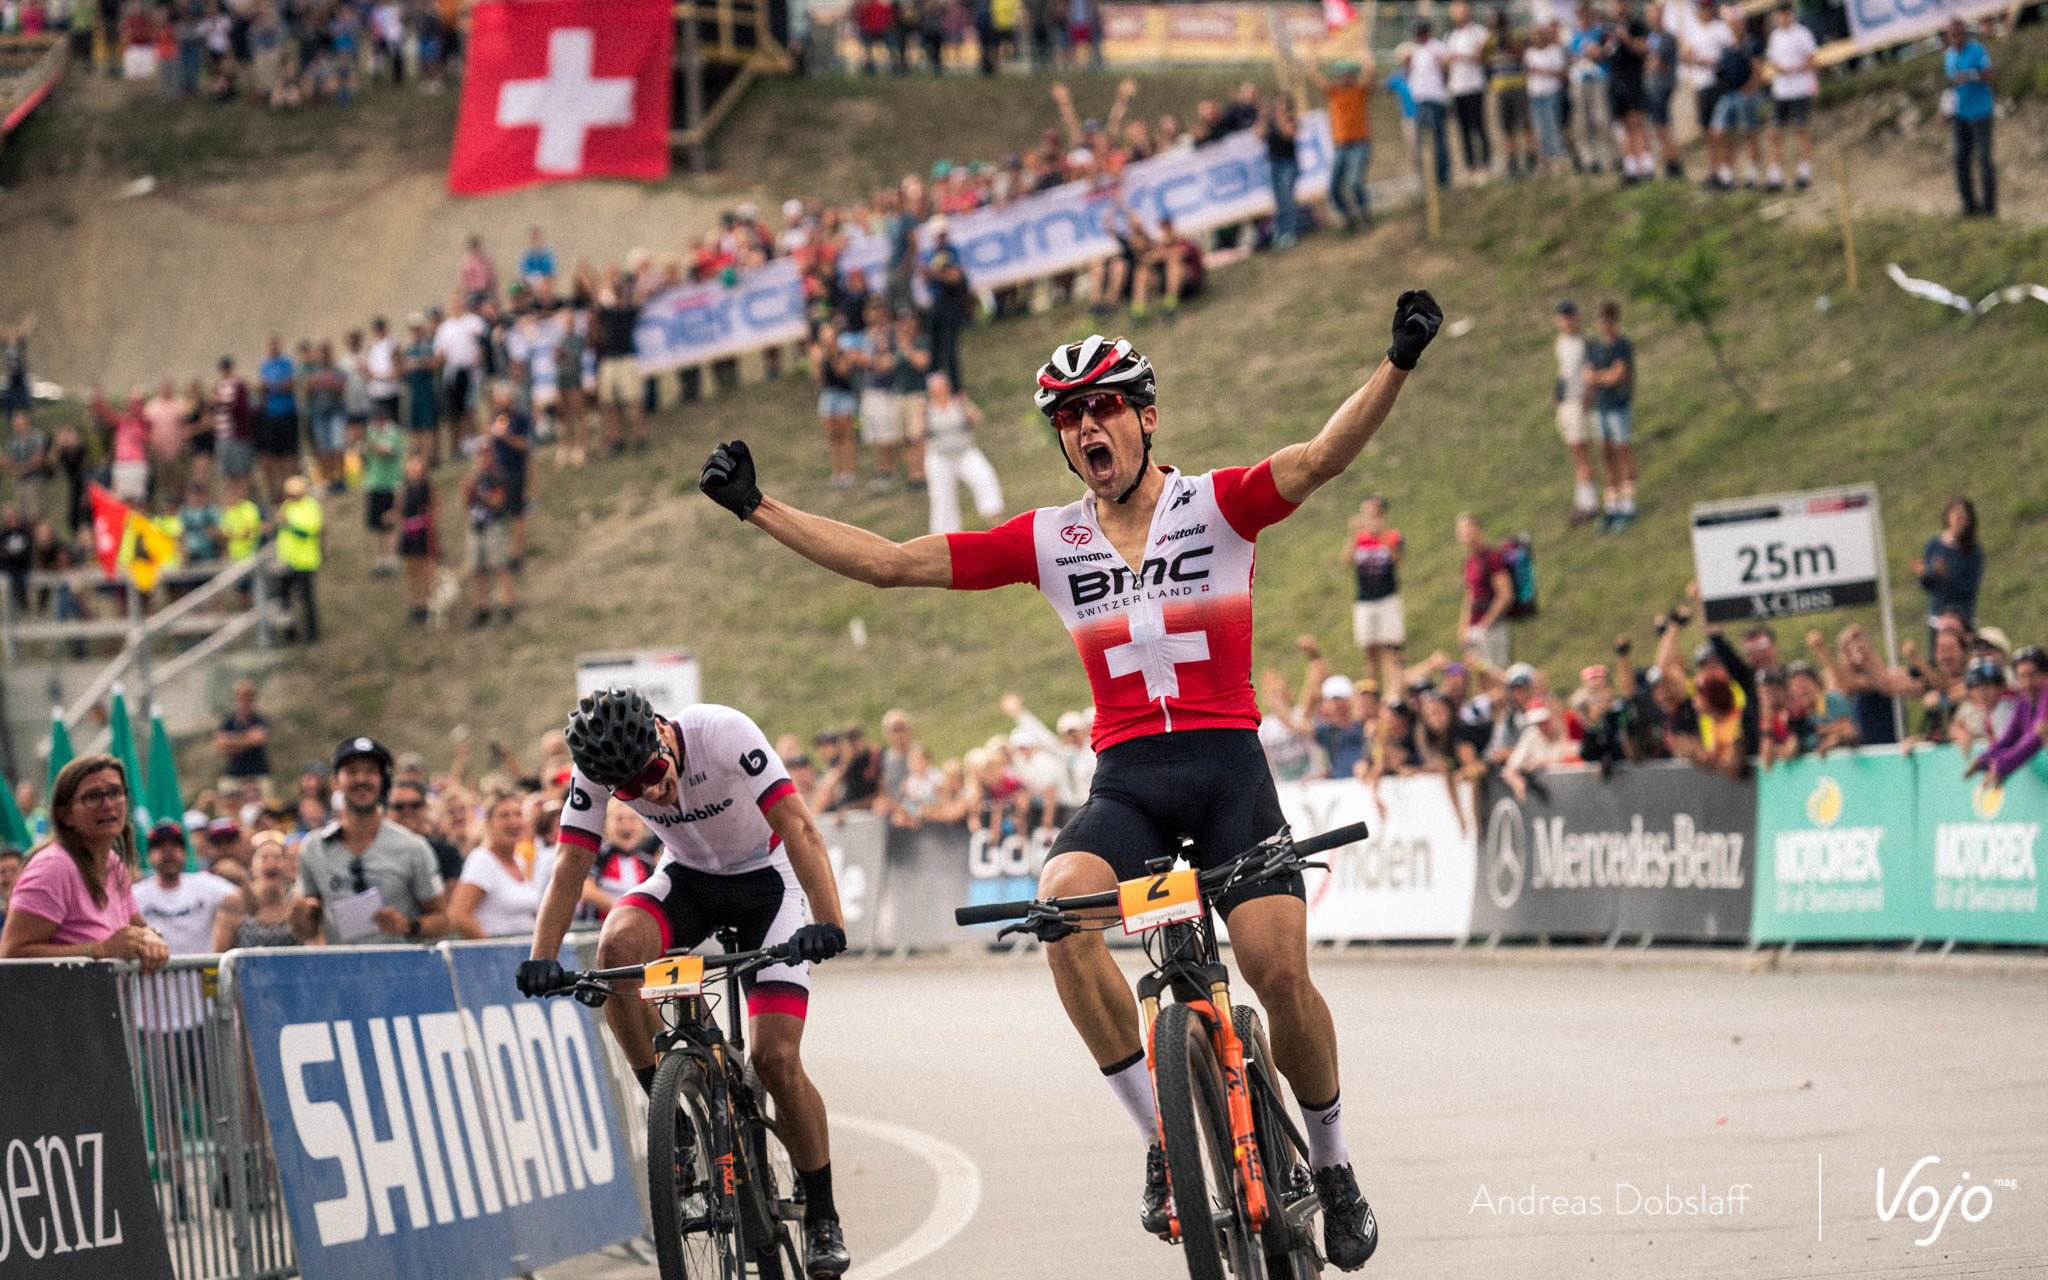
[220,474,264,563]
[275,475,324,644]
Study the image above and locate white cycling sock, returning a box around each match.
[1574,482,1598,513]
[1298,1092,1350,1170]
[1103,1052,1158,1143]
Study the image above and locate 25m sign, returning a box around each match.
[1690,486,1886,624]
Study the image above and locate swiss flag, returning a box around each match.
[1322,0,1358,31]
[449,0,674,196]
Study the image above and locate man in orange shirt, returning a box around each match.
[1310,59,1375,230]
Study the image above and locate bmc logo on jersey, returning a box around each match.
[1060,524,1094,546]
[1068,546,1213,605]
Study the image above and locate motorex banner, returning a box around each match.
[233,946,639,1280]
[1277,776,1479,940]
[1752,750,1919,941]
[1915,745,2047,944]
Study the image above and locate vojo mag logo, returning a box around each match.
[1484,797,1526,909]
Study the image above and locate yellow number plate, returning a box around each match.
[1118,868,1202,936]
[639,954,707,1001]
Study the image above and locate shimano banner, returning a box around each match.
[821,808,888,952]
[0,963,172,1279]
[233,946,639,1280]
[1277,776,1479,940]
[1471,762,1754,941]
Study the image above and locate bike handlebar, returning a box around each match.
[544,941,804,1001]
[951,822,1370,927]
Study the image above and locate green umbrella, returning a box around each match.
[146,707,194,870]
[107,687,147,831]
[0,772,30,851]
[45,706,74,801]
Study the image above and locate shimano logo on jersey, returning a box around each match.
[1156,523,1208,545]
[1056,552,1116,566]
[1068,546,1212,606]
[648,797,736,826]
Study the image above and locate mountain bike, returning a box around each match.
[955,822,1369,1280]
[549,930,809,1280]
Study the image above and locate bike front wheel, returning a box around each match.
[649,1051,745,1280]
[1154,1002,1266,1280]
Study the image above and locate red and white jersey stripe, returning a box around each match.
[946,462,1298,751]
[557,703,795,875]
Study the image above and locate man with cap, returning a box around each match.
[1966,645,2046,784]
[203,817,252,888]
[135,821,239,957]
[1487,662,1545,763]
[1314,674,1370,779]
[291,737,448,944]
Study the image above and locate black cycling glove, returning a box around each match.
[788,923,848,964]
[516,957,568,998]
[699,439,764,521]
[1386,289,1444,371]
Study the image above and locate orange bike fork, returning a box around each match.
[1205,984,1270,1232]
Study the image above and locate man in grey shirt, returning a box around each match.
[292,737,450,944]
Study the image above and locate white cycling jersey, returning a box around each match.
[557,703,796,875]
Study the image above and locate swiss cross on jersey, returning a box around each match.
[448,0,673,197]
[948,463,1299,751]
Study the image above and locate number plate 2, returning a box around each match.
[1118,868,1202,935]
[640,954,706,1000]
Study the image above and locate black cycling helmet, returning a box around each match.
[566,687,662,788]
[332,736,395,799]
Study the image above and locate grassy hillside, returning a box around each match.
[238,176,2046,777]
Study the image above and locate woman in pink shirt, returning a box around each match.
[0,755,170,969]
[112,393,152,504]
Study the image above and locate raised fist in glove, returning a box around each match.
[1387,289,1444,371]
[516,957,568,998]
[700,439,763,521]
[788,922,848,964]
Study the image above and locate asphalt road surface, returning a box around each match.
[558,949,2048,1280]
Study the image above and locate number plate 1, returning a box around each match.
[640,954,707,1000]
[1118,868,1203,936]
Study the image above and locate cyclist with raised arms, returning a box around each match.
[515,688,852,1277]
[699,290,1442,1270]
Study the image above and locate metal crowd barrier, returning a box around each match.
[114,954,295,1280]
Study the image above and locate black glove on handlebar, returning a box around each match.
[788,923,848,964]
[699,440,764,521]
[516,957,568,998]
[1386,289,1443,371]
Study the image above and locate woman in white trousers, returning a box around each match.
[921,372,1004,535]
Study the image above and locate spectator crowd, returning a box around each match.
[8,0,466,105]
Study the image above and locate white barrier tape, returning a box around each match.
[1886,263,2048,318]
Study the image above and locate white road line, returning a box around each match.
[838,1114,983,1280]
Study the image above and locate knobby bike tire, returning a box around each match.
[649,1051,745,1280]
[1234,1006,1321,1280]
[733,1064,802,1279]
[1154,1002,1266,1280]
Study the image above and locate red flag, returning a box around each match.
[1323,0,1358,31]
[88,484,129,580]
[448,0,674,197]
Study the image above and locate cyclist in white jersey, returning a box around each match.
[699,290,1442,1270]
[516,688,852,1276]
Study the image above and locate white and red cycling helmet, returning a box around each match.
[1033,335,1156,418]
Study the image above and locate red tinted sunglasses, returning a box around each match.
[612,752,672,801]
[1051,391,1129,431]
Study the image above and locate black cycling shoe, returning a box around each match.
[1141,1143,1173,1235]
[1313,1164,1379,1270]
[804,1216,851,1277]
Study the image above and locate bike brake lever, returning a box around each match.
[572,979,611,1009]
[1299,860,1328,872]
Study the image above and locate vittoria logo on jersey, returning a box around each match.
[1060,524,1094,546]
[1068,546,1212,609]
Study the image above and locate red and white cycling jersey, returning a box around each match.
[556,703,796,875]
[947,461,1298,751]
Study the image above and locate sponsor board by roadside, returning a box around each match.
[1471,762,1753,940]
[1277,776,1478,940]
[1914,746,2045,943]
[1752,751,1914,940]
